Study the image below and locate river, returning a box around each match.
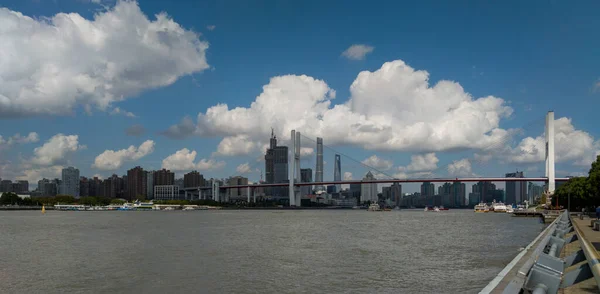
[0,209,544,293]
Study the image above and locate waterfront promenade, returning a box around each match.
[482,212,600,294]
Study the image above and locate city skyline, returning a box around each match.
[1,0,599,193]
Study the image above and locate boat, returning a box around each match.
[368,203,381,211]
[393,206,400,211]
[492,202,507,213]
[474,203,488,213]
[506,206,514,213]
[383,207,392,211]
[424,206,429,212]
[433,206,440,212]
[438,206,449,211]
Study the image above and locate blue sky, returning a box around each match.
[1,0,599,192]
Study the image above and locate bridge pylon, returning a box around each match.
[545,111,555,205]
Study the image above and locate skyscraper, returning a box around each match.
[360,171,377,203]
[506,171,527,204]
[315,137,324,192]
[184,171,205,188]
[154,169,175,186]
[61,167,80,198]
[300,168,313,197]
[334,154,341,192]
[127,166,146,200]
[264,130,288,198]
[391,183,402,207]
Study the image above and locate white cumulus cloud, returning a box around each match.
[236,163,251,174]
[0,132,39,147]
[509,117,599,166]
[399,153,439,172]
[31,134,84,166]
[161,148,225,171]
[341,44,374,60]
[110,107,136,118]
[0,1,209,117]
[343,172,353,180]
[214,135,256,156]
[447,158,475,177]
[92,140,155,170]
[361,155,393,170]
[165,60,513,154]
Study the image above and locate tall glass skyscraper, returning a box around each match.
[334,154,341,192]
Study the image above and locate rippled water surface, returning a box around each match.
[0,209,545,293]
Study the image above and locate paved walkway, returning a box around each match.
[562,216,600,294]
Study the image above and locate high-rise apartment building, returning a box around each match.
[391,183,402,207]
[154,169,174,186]
[184,171,205,188]
[452,182,467,206]
[61,167,80,197]
[228,176,249,199]
[79,177,90,197]
[0,180,12,192]
[127,166,146,200]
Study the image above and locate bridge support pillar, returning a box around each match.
[212,180,220,202]
[546,111,555,196]
[289,130,302,207]
[247,186,250,203]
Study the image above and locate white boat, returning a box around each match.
[474,202,488,213]
[368,203,381,211]
[492,202,507,213]
[393,206,400,211]
[433,206,440,212]
[506,206,514,213]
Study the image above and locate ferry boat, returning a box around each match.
[493,202,506,213]
[368,203,381,211]
[506,206,514,213]
[474,203,488,213]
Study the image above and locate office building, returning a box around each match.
[61,167,80,198]
[79,177,90,197]
[315,137,324,192]
[452,182,467,207]
[334,154,341,192]
[154,185,179,201]
[146,171,154,200]
[391,183,402,207]
[264,130,288,198]
[506,171,527,204]
[360,171,377,203]
[300,168,313,197]
[0,180,12,192]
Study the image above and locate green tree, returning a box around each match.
[588,155,600,198]
[0,192,22,205]
[110,199,126,205]
[554,177,591,208]
[55,195,76,204]
[79,196,98,206]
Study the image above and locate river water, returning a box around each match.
[0,209,544,294]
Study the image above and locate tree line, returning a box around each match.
[553,155,600,210]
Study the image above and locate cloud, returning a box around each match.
[399,153,439,172]
[0,1,209,118]
[341,44,374,61]
[343,172,353,180]
[31,134,84,166]
[16,165,63,183]
[509,117,599,166]
[236,163,251,174]
[214,135,256,156]
[206,25,216,31]
[125,124,146,137]
[361,155,393,170]
[166,60,513,154]
[300,147,314,156]
[0,132,39,147]
[160,116,197,139]
[593,78,600,93]
[393,153,439,179]
[161,148,225,171]
[110,107,136,118]
[447,158,475,177]
[196,158,225,171]
[92,140,155,170]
